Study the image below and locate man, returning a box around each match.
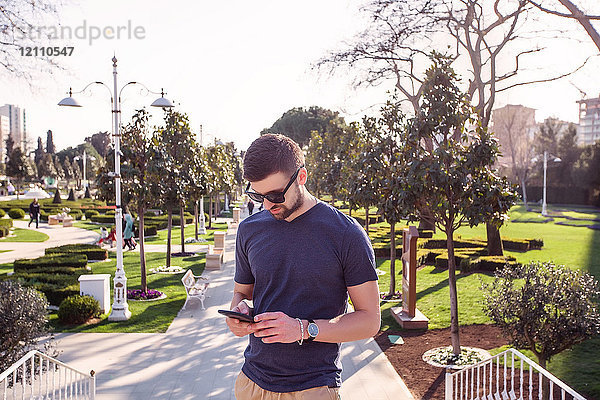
[28,198,40,229]
[226,134,380,399]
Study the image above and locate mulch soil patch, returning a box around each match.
[375,324,508,400]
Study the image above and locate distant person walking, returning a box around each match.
[247,199,255,215]
[28,198,40,228]
[123,208,136,250]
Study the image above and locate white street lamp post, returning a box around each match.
[199,197,207,235]
[536,150,561,217]
[74,150,97,188]
[58,56,173,321]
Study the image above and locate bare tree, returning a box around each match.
[318,0,591,255]
[0,0,64,80]
[527,0,600,51]
[491,104,537,206]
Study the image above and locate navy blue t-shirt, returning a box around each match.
[234,201,378,393]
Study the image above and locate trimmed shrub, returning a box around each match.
[45,244,107,261]
[90,215,116,224]
[13,254,88,272]
[0,219,13,228]
[418,230,434,239]
[0,208,5,218]
[134,224,158,237]
[502,238,530,252]
[68,210,83,220]
[8,208,25,219]
[0,226,8,237]
[85,210,100,219]
[58,295,101,324]
[528,238,544,249]
[434,253,472,269]
[106,210,116,216]
[470,256,518,271]
[422,238,486,249]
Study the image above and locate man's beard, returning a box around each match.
[269,184,303,221]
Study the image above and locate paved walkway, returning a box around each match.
[0,219,98,263]
[15,212,414,399]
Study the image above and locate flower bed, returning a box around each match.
[149,265,184,274]
[184,237,207,243]
[127,289,166,301]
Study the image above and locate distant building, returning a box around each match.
[0,115,8,161]
[0,104,27,153]
[576,95,600,146]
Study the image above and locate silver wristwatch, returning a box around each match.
[306,319,319,342]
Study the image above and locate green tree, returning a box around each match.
[34,136,44,165]
[345,122,381,230]
[153,109,197,264]
[46,130,55,154]
[482,261,600,369]
[87,131,111,159]
[262,106,345,148]
[121,109,159,293]
[6,146,35,199]
[37,153,58,180]
[396,55,517,354]
[365,97,409,298]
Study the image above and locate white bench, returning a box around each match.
[181,269,210,310]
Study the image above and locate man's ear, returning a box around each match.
[298,167,308,185]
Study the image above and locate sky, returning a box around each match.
[1,0,600,152]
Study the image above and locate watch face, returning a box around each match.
[308,323,319,337]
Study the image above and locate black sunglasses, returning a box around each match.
[245,166,304,204]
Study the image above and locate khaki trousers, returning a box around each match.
[234,371,341,400]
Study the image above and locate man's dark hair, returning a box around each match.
[243,134,304,182]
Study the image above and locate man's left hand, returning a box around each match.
[252,312,301,344]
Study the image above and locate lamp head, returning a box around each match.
[151,88,174,108]
[57,88,82,107]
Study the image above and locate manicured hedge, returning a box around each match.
[68,210,83,220]
[0,219,13,228]
[0,208,5,218]
[90,215,116,224]
[85,210,100,219]
[8,208,25,219]
[45,244,107,261]
[421,238,486,249]
[134,225,158,237]
[13,254,88,272]
[434,253,472,269]
[0,226,9,237]
[467,256,518,272]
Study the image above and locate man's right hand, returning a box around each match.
[226,301,255,337]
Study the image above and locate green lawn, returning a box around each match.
[0,261,13,275]
[74,221,106,235]
[0,228,49,242]
[48,251,207,333]
[374,203,600,397]
[144,223,228,245]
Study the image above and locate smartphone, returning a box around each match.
[218,309,255,323]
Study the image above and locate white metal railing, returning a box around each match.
[0,350,95,399]
[445,348,586,400]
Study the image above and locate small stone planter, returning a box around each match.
[422,346,491,370]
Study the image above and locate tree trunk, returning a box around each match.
[138,203,147,293]
[180,204,185,253]
[208,195,213,229]
[486,222,504,256]
[521,176,528,207]
[365,207,370,232]
[194,200,199,240]
[389,222,396,297]
[446,228,461,355]
[215,193,220,218]
[166,205,172,268]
